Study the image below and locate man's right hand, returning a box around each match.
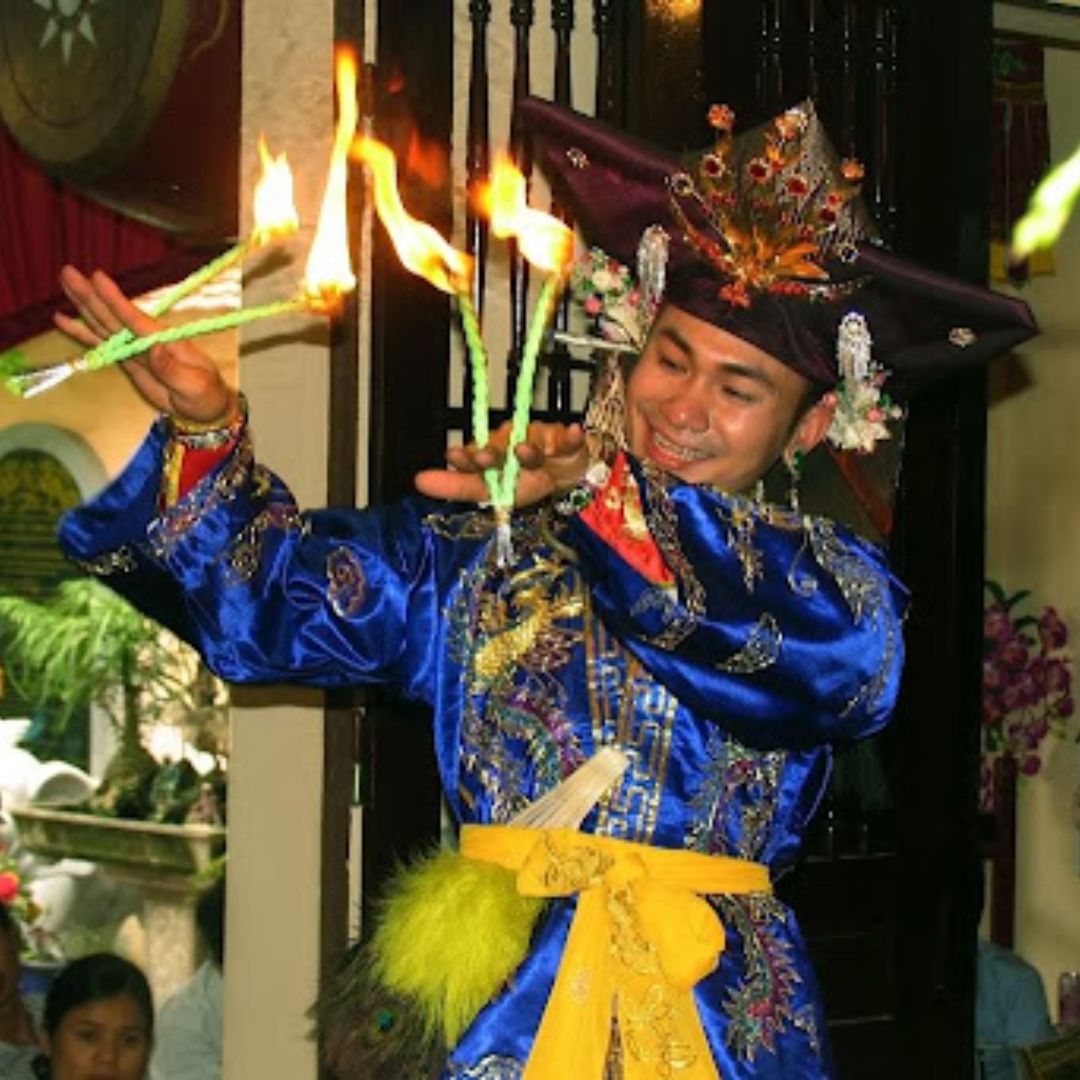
[415,420,592,508]
[54,266,236,425]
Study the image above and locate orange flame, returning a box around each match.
[481,156,573,274]
[405,129,449,188]
[352,134,472,294]
[303,46,359,307]
[251,136,300,245]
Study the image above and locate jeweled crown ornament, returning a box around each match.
[668,103,866,309]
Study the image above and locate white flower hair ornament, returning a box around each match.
[569,225,669,351]
[823,311,904,454]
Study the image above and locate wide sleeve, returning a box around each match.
[564,455,909,749]
[59,419,461,704]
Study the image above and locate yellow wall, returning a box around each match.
[0,323,237,483]
[986,42,1080,1019]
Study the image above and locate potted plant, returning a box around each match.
[0,577,227,822]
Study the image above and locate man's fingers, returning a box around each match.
[90,270,162,337]
[414,468,492,503]
[117,359,173,414]
[515,442,545,468]
[446,443,504,473]
[548,421,585,456]
[58,266,121,341]
[515,421,587,472]
[52,310,101,349]
[419,421,591,507]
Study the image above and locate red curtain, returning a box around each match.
[0,125,206,352]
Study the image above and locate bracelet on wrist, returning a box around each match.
[167,393,247,450]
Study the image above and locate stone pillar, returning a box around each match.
[225,2,335,1077]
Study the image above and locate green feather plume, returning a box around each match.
[316,847,544,1077]
[372,848,544,1046]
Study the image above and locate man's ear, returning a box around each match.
[787,394,836,457]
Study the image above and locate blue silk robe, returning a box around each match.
[61,420,907,1080]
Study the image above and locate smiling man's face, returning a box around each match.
[624,304,833,491]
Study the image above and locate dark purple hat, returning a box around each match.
[518,96,1037,395]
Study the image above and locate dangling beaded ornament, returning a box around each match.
[823,311,903,454]
[636,224,670,318]
[785,448,803,513]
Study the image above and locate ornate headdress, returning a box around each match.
[668,102,867,310]
[519,96,1037,413]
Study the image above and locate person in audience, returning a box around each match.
[976,937,1056,1080]
[38,953,153,1080]
[0,901,41,1079]
[975,862,1056,1080]
[150,874,224,1080]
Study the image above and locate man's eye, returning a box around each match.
[658,354,684,372]
[724,386,756,403]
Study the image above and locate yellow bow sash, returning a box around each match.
[461,825,771,1080]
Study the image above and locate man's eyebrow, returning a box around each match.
[718,360,777,389]
[657,326,692,354]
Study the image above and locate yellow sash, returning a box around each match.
[461,825,771,1080]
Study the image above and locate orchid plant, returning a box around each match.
[981,582,1073,808]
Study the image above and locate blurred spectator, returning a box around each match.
[38,953,153,1080]
[977,938,1056,1080]
[0,901,40,1079]
[975,848,1056,1080]
[150,874,224,1080]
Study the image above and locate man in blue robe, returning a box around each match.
[52,99,1035,1079]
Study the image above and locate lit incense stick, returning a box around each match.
[1012,138,1080,260]
[3,247,258,398]
[84,298,313,367]
[456,292,491,450]
[492,273,562,509]
[483,156,573,525]
[4,137,300,399]
[352,133,499,509]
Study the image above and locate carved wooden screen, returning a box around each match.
[693,4,991,1077]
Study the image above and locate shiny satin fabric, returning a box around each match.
[61,420,908,1079]
[462,825,772,1080]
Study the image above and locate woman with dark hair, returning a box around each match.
[0,902,40,1079]
[38,953,153,1080]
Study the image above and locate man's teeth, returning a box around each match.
[653,430,708,461]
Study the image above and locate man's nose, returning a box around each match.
[660,388,709,433]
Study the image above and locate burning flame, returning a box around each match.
[405,129,449,188]
[303,46,360,307]
[352,135,472,294]
[251,136,300,245]
[481,156,573,274]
